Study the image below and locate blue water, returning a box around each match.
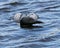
[0,0,60,48]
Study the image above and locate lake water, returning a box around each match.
[0,0,60,48]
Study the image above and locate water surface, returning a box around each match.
[0,0,60,48]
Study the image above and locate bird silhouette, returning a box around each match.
[14,13,43,28]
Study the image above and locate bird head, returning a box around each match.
[27,13,39,21]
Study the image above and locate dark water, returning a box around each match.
[0,0,60,48]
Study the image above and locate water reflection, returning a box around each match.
[20,25,43,29]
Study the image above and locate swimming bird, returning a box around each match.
[14,13,43,27]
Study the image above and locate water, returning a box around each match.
[0,0,60,48]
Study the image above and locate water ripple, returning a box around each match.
[0,0,60,48]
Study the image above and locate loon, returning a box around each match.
[14,13,43,27]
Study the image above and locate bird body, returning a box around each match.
[14,13,43,27]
